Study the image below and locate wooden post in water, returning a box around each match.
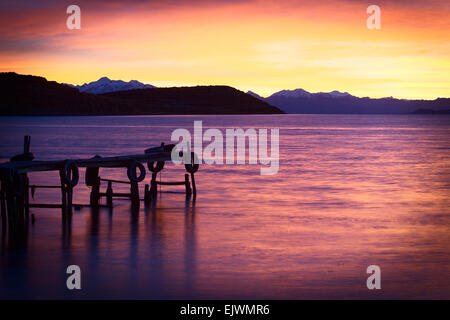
[86,157,101,208]
[90,178,100,207]
[144,184,150,204]
[59,169,67,216]
[87,167,100,207]
[190,172,196,199]
[130,180,139,208]
[106,180,113,208]
[67,185,73,215]
[24,175,30,219]
[16,174,26,223]
[150,172,158,200]
[185,174,192,199]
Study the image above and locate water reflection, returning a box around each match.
[1,115,449,299]
[184,199,197,294]
[0,196,199,299]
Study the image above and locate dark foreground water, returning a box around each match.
[0,115,449,299]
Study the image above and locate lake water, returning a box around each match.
[0,114,449,299]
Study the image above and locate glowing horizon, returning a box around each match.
[0,0,449,99]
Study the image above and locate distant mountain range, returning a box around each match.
[0,72,448,115]
[0,73,282,115]
[66,77,155,94]
[73,78,450,114]
[248,89,450,114]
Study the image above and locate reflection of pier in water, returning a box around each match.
[1,196,198,298]
[0,136,200,235]
[93,199,196,298]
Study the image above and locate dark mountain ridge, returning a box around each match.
[0,73,283,115]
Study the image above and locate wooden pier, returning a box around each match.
[0,136,199,231]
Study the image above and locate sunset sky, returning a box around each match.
[0,0,449,99]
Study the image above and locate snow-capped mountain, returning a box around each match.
[271,88,313,98]
[270,88,352,98]
[70,77,155,94]
[321,90,352,98]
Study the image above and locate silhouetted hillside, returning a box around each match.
[102,86,282,114]
[0,73,283,115]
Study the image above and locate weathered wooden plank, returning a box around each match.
[0,152,173,174]
[156,181,186,186]
[29,203,108,208]
[99,192,131,197]
[30,185,61,189]
[29,203,63,208]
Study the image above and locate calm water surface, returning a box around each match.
[0,115,449,299]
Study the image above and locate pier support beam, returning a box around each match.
[90,178,100,207]
[106,180,113,209]
[87,167,100,207]
[185,174,192,199]
[59,169,67,216]
[144,184,150,204]
[130,180,139,208]
[24,175,30,219]
[59,169,75,216]
[190,172,196,199]
[150,172,158,200]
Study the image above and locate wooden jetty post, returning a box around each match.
[85,156,101,207]
[59,169,67,215]
[190,172,197,199]
[148,161,164,201]
[24,175,30,219]
[150,172,158,200]
[16,174,26,224]
[127,160,145,208]
[185,174,192,199]
[144,184,150,204]
[185,152,199,199]
[106,181,113,209]
[58,160,78,216]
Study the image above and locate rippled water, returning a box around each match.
[0,115,449,299]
